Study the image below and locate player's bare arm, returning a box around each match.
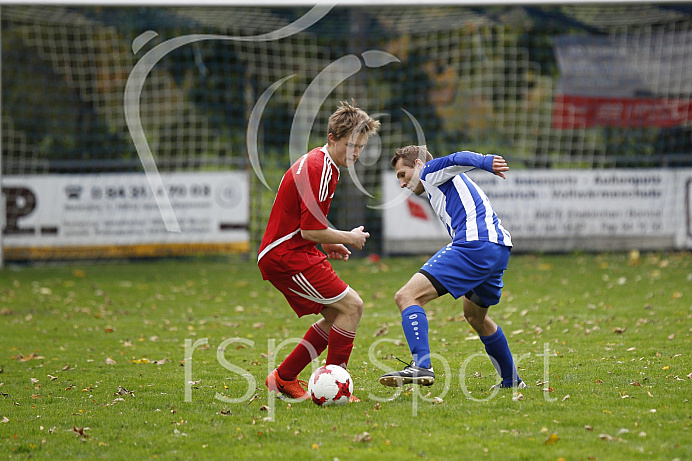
[492,155,509,179]
[301,225,370,250]
[321,243,351,261]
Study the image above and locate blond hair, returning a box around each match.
[391,145,433,168]
[328,100,381,140]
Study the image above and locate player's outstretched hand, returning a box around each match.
[322,243,352,261]
[350,226,370,250]
[492,155,509,179]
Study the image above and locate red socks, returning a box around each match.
[326,325,356,368]
[278,323,329,380]
[277,323,356,380]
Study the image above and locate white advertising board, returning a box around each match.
[684,171,692,250]
[1,172,249,260]
[383,168,689,254]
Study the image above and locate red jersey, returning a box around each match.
[257,145,340,279]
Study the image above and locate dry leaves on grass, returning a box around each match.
[72,426,89,439]
[130,357,169,365]
[544,433,560,445]
[114,386,134,396]
[374,324,389,337]
[354,431,372,442]
[12,353,44,362]
[599,433,626,443]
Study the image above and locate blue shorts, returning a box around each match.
[418,240,510,306]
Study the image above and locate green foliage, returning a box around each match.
[5,5,691,174]
[0,252,690,459]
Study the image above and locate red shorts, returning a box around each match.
[267,259,350,317]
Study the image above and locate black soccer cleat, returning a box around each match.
[379,362,435,387]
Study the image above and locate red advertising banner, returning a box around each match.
[553,95,692,129]
[552,32,692,129]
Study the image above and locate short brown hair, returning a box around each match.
[328,100,381,140]
[391,145,433,168]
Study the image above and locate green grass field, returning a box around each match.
[0,252,690,460]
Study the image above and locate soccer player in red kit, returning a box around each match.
[258,101,380,401]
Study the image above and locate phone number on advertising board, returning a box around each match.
[86,184,213,200]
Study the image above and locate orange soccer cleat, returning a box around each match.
[266,369,310,400]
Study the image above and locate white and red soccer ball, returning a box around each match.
[308,365,353,406]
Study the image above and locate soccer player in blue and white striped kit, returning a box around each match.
[379,145,525,390]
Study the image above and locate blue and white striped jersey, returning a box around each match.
[419,151,512,247]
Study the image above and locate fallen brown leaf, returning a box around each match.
[13,353,44,362]
[73,426,88,438]
[354,431,372,442]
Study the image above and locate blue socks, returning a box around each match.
[480,325,521,387]
[401,305,431,368]
[400,306,519,384]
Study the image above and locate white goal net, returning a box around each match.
[2,4,691,260]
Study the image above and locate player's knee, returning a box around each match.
[352,297,364,318]
[463,295,488,330]
[394,287,412,310]
[343,292,364,319]
[463,310,484,330]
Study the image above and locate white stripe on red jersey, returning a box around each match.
[257,145,341,279]
[289,272,350,304]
